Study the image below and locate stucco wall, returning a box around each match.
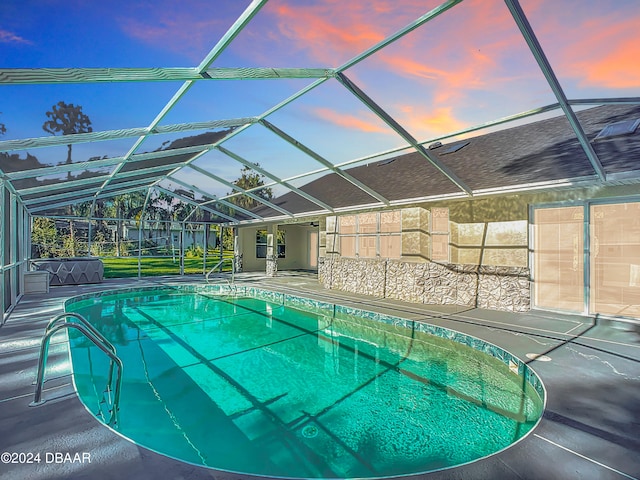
[237,224,318,273]
[238,226,264,272]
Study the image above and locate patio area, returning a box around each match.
[1,273,638,480]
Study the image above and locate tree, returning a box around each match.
[0,112,6,136]
[105,192,146,256]
[227,165,273,210]
[42,101,93,179]
[211,165,274,250]
[42,101,93,256]
[30,217,60,258]
[150,191,181,254]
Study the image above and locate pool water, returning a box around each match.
[66,287,544,478]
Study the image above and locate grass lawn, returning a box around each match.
[101,254,233,278]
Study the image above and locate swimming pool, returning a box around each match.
[65,285,544,478]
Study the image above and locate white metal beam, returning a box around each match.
[5,144,210,181]
[260,119,391,205]
[154,186,237,223]
[29,185,151,213]
[186,163,293,217]
[216,146,335,213]
[504,0,606,181]
[335,72,472,196]
[0,67,332,85]
[165,176,263,220]
[0,118,256,153]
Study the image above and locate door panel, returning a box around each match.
[533,206,584,312]
[590,202,640,318]
[309,231,318,269]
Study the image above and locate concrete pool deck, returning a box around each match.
[1,273,639,480]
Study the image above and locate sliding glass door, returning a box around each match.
[590,202,640,318]
[533,200,640,319]
[533,206,584,312]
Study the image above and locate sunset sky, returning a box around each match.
[1,0,639,197]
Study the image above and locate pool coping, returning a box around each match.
[64,282,547,479]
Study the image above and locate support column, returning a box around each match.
[233,228,243,273]
[219,226,224,273]
[202,223,208,275]
[179,222,185,275]
[265,224,278,277]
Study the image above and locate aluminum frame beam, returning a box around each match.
[216,146,335,213]
[92,0,269,201]
[19,177,108,197]
[17,163,178,197]
[6,144,212,181]
[260,119,391,205]
[164,176,263,220]
[23,178,152,206]
[24,186,107,205]
[0,118,256,153]
[0,67,333,85]
[335,72,472,196]
[186,163,294,218]
[29,185,151,213]
[504,0,606,181]
[568,97,640,106]
[154,186,237,223]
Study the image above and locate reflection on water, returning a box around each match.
[68,289,543,478]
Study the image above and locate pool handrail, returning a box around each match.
[44,312,118,391]
[31,313,123,425]
[205,256,235,284]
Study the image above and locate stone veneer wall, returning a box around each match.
[318,255,530,312]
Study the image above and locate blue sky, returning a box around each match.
[1,0,639,197]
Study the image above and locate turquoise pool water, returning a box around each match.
[66,286,544,478]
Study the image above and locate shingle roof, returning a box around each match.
[253,104,640,218]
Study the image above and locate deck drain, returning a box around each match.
[301,425,319,438]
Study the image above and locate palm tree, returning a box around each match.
[110,192,146,256]
[151,191,180,254]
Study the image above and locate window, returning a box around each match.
[339,216,357,257]
[431,207,450,262]
[256,229,285,258]
[358,213,377,258]
[276,230,286,258]
[256,229,267,258]
[338,211,401,258]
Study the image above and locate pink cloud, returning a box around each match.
[115,2,246,62]
[399,106,469,136]
[313,107,389,134]
[260,1,440,65]
[261,0,516,137]
[269,3,386,65]
[0,29,32,45]
[562,18,640,89]
[311,103,468,138]
[521,0,640,91]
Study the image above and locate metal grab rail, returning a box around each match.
[30,313,123,425]
[45,312,119,389]
[205,257,235,284]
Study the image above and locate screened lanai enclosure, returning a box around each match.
[2,0,640,323]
